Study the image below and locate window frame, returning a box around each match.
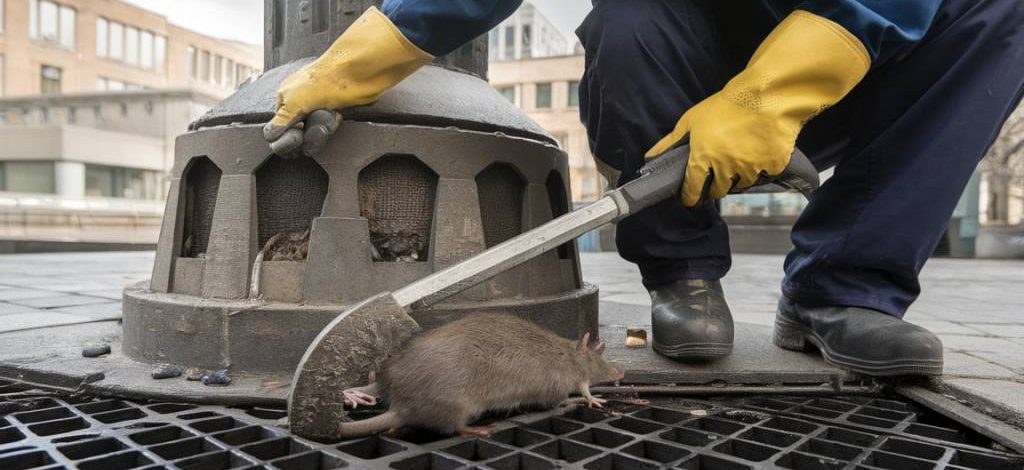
[29,0,75,50]
[535,82,552,109]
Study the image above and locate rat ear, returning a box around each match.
[578,332,591,351]
[593,340,606,355]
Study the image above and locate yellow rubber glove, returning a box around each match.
[646,10,870,207]
[263,6,434,156]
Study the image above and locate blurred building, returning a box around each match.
[0,0,261,97]
[488,1,569,61]
[0,0,261,250]
[489,53,605,202]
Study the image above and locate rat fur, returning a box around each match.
[336,314,623,438]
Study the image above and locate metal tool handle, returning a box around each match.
[617,145,819,218]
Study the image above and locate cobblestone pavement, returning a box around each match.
[0,251,1021,421]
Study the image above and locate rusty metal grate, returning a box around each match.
[2,378,1021,470]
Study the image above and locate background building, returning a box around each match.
[0,0,261,98]
[0,0,260,250]
[488,1,569,62]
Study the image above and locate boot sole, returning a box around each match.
[773,315,943,377]
[652,341,732,360]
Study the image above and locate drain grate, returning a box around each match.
[1,378,1021,469]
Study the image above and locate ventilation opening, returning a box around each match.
[255,155,328,261]
[358,155,438,262]
[546,171,572,259]
[476,163,526,248]
[180,157,221,258]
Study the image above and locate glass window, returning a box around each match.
[223,59,233,86]
[535,83,551,109]
[40,65,61,94]
[521,25,531,59]
[187,46,197,79]
[29,0,37,38]
[154,36,166,72]
[568,81,580,107]
[109,21,123,60]
[213,55,222,84]
[0,0,5,33]
[503,26,514,60]
[96,77,105,91]
[1,162,56,194]
[85,165,160,199]
[40,0,57,42]
[199,50,210,81]
[124,26,138,66]
[96,18,108,57]
[498,86,514,104]
[58,5,74,49]
[140,30,153,69]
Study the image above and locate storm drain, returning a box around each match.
[1,379,1022,470]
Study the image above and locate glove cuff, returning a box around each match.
[312,6,434,106]
[723,10,870,127]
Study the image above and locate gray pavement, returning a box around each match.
[0,250,1022,420]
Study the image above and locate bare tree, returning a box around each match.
[980,103,1024,224]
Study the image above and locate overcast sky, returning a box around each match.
[121,0,592,47]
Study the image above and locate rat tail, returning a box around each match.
[338,410,401,438]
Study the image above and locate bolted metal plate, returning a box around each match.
[3,377,1023,470]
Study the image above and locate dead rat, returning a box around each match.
[336,313,624,438]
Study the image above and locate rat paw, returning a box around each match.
[342,389,378,409]
[457,425,495,438]
[586,396,607,409]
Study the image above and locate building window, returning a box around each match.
[0,54,4,96]
[0,162,56,194]
[154,36,167,72]
[0,0,5,33]
[503,26,515,60]
[225,59,235,87]
[109,21,124,60]
[568,81,580,107]
[125,26,140,65]
[535,83,552,109]
[213,55,223,84]
[140,30,154,69]
[96,77,129,92]
[85,164,161,200]
[199,50,210,81]
[96,18,108,57]
[40,65,61,94]
[29,0,74,49]
[187,46,197,79]
[521,25,532,59]
[498,86,515,104]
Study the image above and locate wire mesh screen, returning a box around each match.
[181,157,221,258]
[476,164,525,248]
[358,155,437,262]
[256,155,329,250]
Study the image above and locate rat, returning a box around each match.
[335,313,624,439]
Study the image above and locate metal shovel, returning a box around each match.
[288,145,819,440]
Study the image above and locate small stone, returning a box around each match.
[625,328,648,348]
[184,368,204,381]
[690,409,708,416]
[151,365,183,380]
[201,369,232,386]
[82,344,111,358]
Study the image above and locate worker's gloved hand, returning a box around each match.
[645,10,870,207]
[263,6,433,157]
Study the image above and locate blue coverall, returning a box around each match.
[382,0,1024,318]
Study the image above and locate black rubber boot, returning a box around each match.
[773,296,943,376]
[649,279,734,360]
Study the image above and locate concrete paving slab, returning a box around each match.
[53,301,123,320]
[906,320,989,336]
[9,294,114,309]
[938,334,1024,372]
[0,288,58,301]
[0,302,41,315]
[0,312,94,333]
[943,378,1024,421]
[601,321,852,385]
[942,352,1018,379]
[965,323,1024,338]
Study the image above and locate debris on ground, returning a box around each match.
[81,344,111,358]
[625,328,648,348]
[371,230,426,262]
[151,364,183,380]
[201,369,232,386]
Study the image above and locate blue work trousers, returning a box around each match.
[577,0,1024,316]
